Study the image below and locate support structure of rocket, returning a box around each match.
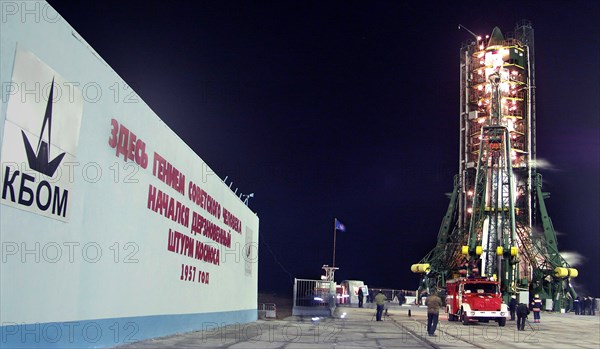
[412,20,578,310]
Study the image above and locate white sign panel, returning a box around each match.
[1,47,83,221]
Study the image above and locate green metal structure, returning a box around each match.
[413,21,578,311]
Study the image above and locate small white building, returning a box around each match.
[341,280,368,305]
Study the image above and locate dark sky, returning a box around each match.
[47,1,599,296]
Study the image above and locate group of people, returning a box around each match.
[366,289,596,336]
[365,288,443,332]
[508,294,543,330]
[507,294,598,331]
[357,288,410,307]
[357,288,388,321]
[573,296,597,315]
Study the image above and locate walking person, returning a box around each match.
[399,290,406,305]
[425,291,442,337]
[516,302,529,331]
[358,287,364,308]
[509,295,517,321]
[531,295,542,323]
[374,290,387,321]
[574,296,581,315]
[584,297,591,315]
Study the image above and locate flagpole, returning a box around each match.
[332,218,337,268]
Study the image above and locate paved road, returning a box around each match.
[116,304,600,348]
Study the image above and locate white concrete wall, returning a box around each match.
[0,2,259,348]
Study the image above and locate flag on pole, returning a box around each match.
[334,218,346,232]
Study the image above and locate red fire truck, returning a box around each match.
[446,277,507,326]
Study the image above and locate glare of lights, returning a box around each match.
[479,45,484,50]
[477,85,484,91]
[312,317,320,322]
[314,297,323,301]
[468,190,474,196]
[467,207,473,214]
[477,36,482,41]
[341,312,347,319]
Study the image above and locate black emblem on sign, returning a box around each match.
[21,78,66,177]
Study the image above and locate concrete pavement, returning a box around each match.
[116,303,599,349]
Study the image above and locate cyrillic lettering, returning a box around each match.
[2,167,18,201]
[148,185,157,211]
[35,180,52,210]
[18,173,35,206]
[127,132,137,161]
[135,139,148,169]
[52,186,68,217]
[148,185,189,227]
[108,119,118,148]
[116,124,130,160]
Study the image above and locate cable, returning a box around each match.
[261,240,294,280]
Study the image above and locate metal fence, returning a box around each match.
[258,303,277,319]
[366,288,416,304]
[292,278,335,316]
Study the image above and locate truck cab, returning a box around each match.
[446,277,507,326]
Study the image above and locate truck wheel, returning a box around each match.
[498,318,506,327]
[461,313,469,325]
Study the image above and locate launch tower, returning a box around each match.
[412,21,578,310]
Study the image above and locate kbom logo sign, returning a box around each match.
[1,46,83,222]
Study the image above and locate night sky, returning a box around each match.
[46,1,599,296]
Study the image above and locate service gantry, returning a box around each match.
[412,20,578,310]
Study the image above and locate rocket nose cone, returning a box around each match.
[487,27,504,47]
